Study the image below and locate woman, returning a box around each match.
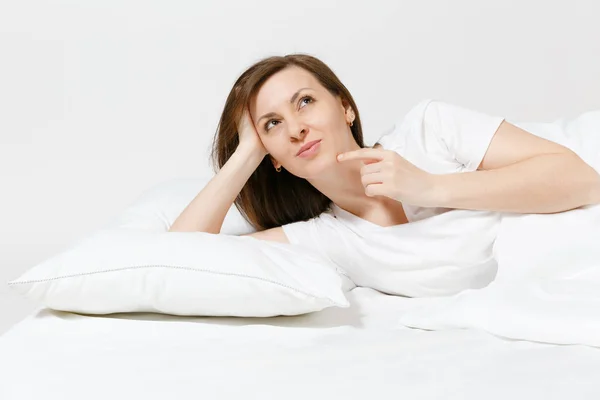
[169,53,600,296]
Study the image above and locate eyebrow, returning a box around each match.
[257,87,313,124]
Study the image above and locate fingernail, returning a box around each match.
[337,154,343,160]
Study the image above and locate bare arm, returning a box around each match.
[169,148,263,234]
[436,120,600,213]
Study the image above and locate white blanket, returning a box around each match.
[2,288,600,400]
[398,108,600,347]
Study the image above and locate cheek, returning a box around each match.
[259,136,272,150]
[261,136,285,158]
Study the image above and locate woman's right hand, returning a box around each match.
[236,107,268,158]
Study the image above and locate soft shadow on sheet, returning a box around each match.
[32,287,418,330]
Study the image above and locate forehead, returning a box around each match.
[250,67,323,113]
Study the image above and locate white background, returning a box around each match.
[1,0,598,335]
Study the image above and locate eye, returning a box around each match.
[298,95,314,108]
[264,119,279,131]
[263,95,315,131]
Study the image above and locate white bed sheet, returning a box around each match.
[1,287,600,400]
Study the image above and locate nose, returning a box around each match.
[288,119,308,141]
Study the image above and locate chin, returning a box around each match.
[295,156,336,179]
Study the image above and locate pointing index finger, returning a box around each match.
[337,148,386,162]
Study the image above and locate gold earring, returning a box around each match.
[275,166,281,172]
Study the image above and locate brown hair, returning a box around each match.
[210,53,365,231]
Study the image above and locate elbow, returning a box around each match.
[577,156,600,206]
[562,150,600,206]
[167,224,220,234]
[590,173,600,205]
[167,222,194,233]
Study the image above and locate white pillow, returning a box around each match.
[7,178,350,317]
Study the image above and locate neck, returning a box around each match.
[306,145,388,215]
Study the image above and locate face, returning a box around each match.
[249,66,355,179]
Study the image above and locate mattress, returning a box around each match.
[1,287,600,400]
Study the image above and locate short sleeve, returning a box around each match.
[280,211,336,262]
[281,219,314,247]
[423,100,505,171]
[281,212,356,286]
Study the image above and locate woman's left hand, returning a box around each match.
[337,148,442,207]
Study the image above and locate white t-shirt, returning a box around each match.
[281,98,506,297]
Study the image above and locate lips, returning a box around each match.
[296,140,321,156]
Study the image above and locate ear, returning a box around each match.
[340,97,355,124]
